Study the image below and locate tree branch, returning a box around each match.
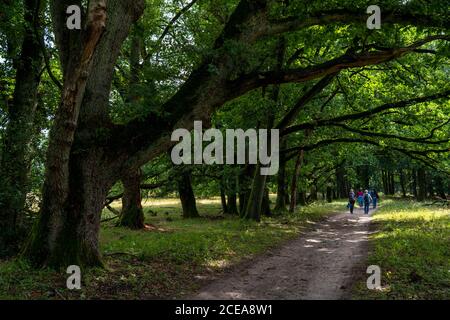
[264,9,449,40]
[283,90,450,136]
[227,36,450,98]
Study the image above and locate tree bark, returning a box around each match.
[310,184,318,201]
[411,169,418,198]
[226,176,239,215]
[177,170,200,218]
[326,186,333,203]
[0,0,43,255]
[417,167,427,201]
[274,138,288,213]
[226,193,239,215]
[389,171,395,195]
[220,184,228,214]
[399,169,407,197]
[435,176,447,199]
[297,191,307,206]
[242,37,283,221]
[22,0,145,268]
[238,165,254,216]
[335,164,347,198]
[261,188,272,217]
[242,164,266,222]
[117,168,145,229]
[289,149,304,212]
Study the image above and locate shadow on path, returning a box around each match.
[193,206,377,300]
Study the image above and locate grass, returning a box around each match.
[0,197,344,300]
[354,199,450,300]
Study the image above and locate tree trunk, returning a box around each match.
[417,167,427,201]
[389,171,395,195]
[0,0,43,255]
[335,164,347,199]
[220,185,228,214]
[297,191,307,206]
[117,169,145,229]
[289,149,304,212]
[399,169,406,197]
[274,138,288,213]
[226,193,239,215]
[23,150,115,268]
[238,165,254,216]
[242,164,266,222]
[310,184,318,201]
[427,178,434,198]
[326,186,333,203]
[261,188,272,217]
[177,170,200,218]
[225,175,238,215]
[381,170,387,194]
[411,169,418,198]
[435,176,447,199]
[285,190,290,206]
[22,0,145,268]
[242,37,283,221]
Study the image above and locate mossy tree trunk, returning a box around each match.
[178,170,200,218]
[22,0,145,268]
[242,164,266,222]
[117,168,145,229]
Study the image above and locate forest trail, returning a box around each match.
[194,207,376,300]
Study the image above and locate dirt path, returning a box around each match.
[194,207,375,300]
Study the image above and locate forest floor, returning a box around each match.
[193,206,375,300]
[0,198,342,299]
[0,199,447,299]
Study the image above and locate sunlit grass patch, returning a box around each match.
[354,200,450,300]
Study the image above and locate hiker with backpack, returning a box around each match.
[363,190,373,214]
[348,189,356,214]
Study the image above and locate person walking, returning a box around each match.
[371,189,379,209]
[363,190,373,215]
[357,189,364,208]
[348,189,356,214]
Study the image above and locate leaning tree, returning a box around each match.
[20,0,449,267]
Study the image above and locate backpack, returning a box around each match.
[364,194,371,204]
[349,192,355,201]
